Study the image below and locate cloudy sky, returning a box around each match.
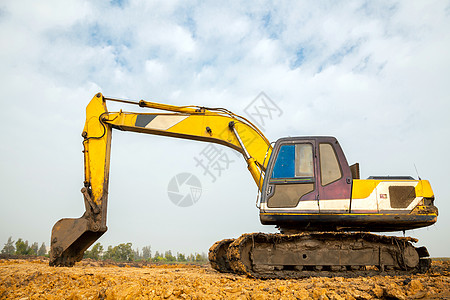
[1,0,449,257]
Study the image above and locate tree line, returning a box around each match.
[84,242,208,263]
[1,237,208,263]
[1,237,47,256]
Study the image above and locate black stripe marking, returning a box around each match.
[135,115,157,128]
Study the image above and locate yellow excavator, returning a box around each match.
[50,93,438,278]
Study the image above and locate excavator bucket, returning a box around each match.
[49,215,106,266]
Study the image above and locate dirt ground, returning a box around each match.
[0,258,449,300]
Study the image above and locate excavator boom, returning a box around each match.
[49,93,272,266]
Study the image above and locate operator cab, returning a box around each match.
[259,136,437,232]
[260,136,352,213]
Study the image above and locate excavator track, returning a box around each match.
[210,232,431,279]
[208,238,235,273]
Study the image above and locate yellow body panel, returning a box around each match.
[352,179,434,201]
[351,179,380,199]
[415,180,434,198]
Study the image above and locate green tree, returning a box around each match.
[152,251,166,262]
[103,243,134,261]
[1,237,15,255]
[133,248,141,260]
[115,243,134,261]
[15,239,32,255]
[194,252,207,263]
[92,242,103,260]
[30,242,39,256]
[165,250,176,262]
[153,255,167,262]
[142,246,151,260]
[177,252,186,262]
[201,252,207,262]
[84,242,103,260]
[37,242,47,256]
[103,245,113,260]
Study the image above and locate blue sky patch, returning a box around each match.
[176,7,197,38]
[260,11,283,39]
[110,0,127,8]
[317,41,360,73]
[291,48,306,69]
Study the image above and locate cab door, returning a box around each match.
[316,138,352,213]
[264,139,318,209]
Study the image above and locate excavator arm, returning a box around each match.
[49,93,272,266]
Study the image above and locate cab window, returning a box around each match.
[319,143,342,186]
[272,144,314,179]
